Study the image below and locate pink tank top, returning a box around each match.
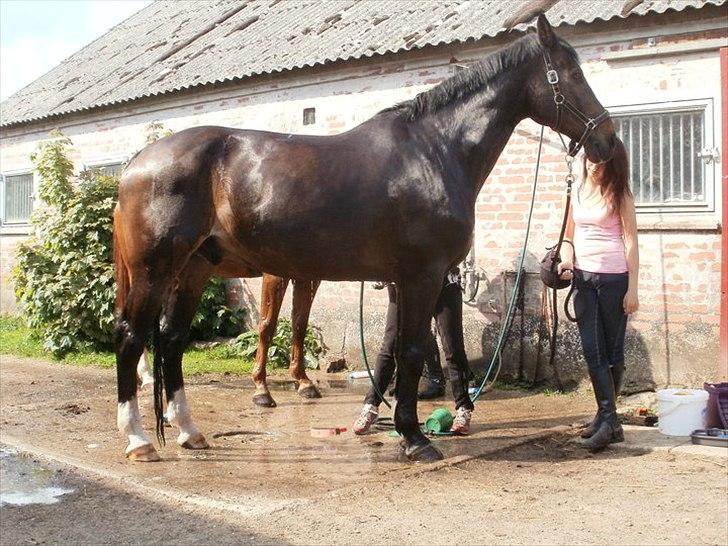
[571,184,628,274]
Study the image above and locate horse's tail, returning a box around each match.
[153,315,166,445]
[113,218,130,317]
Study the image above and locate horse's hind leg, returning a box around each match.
[116,279,170,462]
[160,255,213,449]
[252,274,289,407]
[291,280,322,399]
[395,272,445,462]
[137,350,154,389]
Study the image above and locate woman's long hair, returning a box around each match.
[581,137,631,215]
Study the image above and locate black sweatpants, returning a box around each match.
[363,276,474,410]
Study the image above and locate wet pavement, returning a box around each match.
[1,357,726,545]
[0,357,593,510]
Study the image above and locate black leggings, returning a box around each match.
[573,269,629,373]
[364,278,474,410]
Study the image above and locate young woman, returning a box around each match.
[558,138,639,452]
[352,270,475,435]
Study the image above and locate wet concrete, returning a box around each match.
[0,357,596,510]
[1,357,726,545]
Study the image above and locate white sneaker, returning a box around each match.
[353,403,379,435]
[451,406,472,435]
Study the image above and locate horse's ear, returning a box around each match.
[536,13,557,49]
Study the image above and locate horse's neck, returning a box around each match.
[434,70,530,198]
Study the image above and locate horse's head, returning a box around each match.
[525,15,616,163]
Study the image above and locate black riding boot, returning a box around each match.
[418,331,445,400]
[580,363,626,440]
[583,366,623,452]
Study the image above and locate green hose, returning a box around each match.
[470,125,544,403]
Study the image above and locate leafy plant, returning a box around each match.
[189,278,246,341]
[230,318,326,369]
[12,131,247,357]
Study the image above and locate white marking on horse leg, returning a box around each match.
[166,387,206,447]
[117,397,153,453]
[136,350,154,389]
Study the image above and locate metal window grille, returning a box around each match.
[89,162,124,178]
[2,173,33,224]
[614,109,705,206]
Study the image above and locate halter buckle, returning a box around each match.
[586,118,597,130]
[546,70,559,85]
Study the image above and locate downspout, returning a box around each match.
[720,47,728,380]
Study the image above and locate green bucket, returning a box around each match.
[424,408,454,434]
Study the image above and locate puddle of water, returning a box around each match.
[0,447,74,506]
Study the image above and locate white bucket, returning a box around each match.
[657,388,709,436]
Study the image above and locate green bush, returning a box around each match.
[12,132,245,357]
[189,278,245,341]
[230,318,326,369]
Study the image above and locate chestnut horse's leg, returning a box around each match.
[290,279,322,399]
[394,271,446,462]
[160,254,213,450]
[252,274,289,407]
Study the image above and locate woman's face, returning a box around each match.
[586,158,604,177]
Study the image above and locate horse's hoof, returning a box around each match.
[298,384,322,399]
[179,432,210,450]
[126,444,161,462]
[403,442,444,462]
[253,393,277,407]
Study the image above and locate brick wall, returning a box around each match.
[1,19,724,389]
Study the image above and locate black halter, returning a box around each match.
[542,49,610,158]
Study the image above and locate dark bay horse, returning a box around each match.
[113,15,616,462]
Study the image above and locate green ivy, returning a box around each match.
[230,318,326,369]
[12,131,246,357]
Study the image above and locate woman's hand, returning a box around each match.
[623,287,639,314]
[558,261,573,281]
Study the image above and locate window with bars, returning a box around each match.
[613,103,714,210]
[1,173,34,224]
[88,162,124,178]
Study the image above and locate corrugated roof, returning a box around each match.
[1,0,724,128]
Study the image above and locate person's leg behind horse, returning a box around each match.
[290,279,322,399]
[433,272,475,434]
[417,325,446,400]
[354,284,398,434]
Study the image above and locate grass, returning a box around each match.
[0,315,253,375]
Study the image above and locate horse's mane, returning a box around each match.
[381,33,578,121]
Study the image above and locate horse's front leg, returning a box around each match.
[161,257,212,450]
[252,274,289,407]
[290,279,322,399]
[395,271,446,462]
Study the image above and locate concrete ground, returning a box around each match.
[1,356,726,545]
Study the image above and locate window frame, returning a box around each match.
[82,156,128,178]
[0,169,35,227]
[606,97,716,215]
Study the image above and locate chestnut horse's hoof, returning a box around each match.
[126,444,161,462]
[179,432,210,450]
[401,441,444,462]
[253,393,277,407]
[298,384,322,399]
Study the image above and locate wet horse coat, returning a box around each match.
[113,16,616,461]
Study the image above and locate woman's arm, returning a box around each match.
[621,193,639,314]
[558,194,576,279]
